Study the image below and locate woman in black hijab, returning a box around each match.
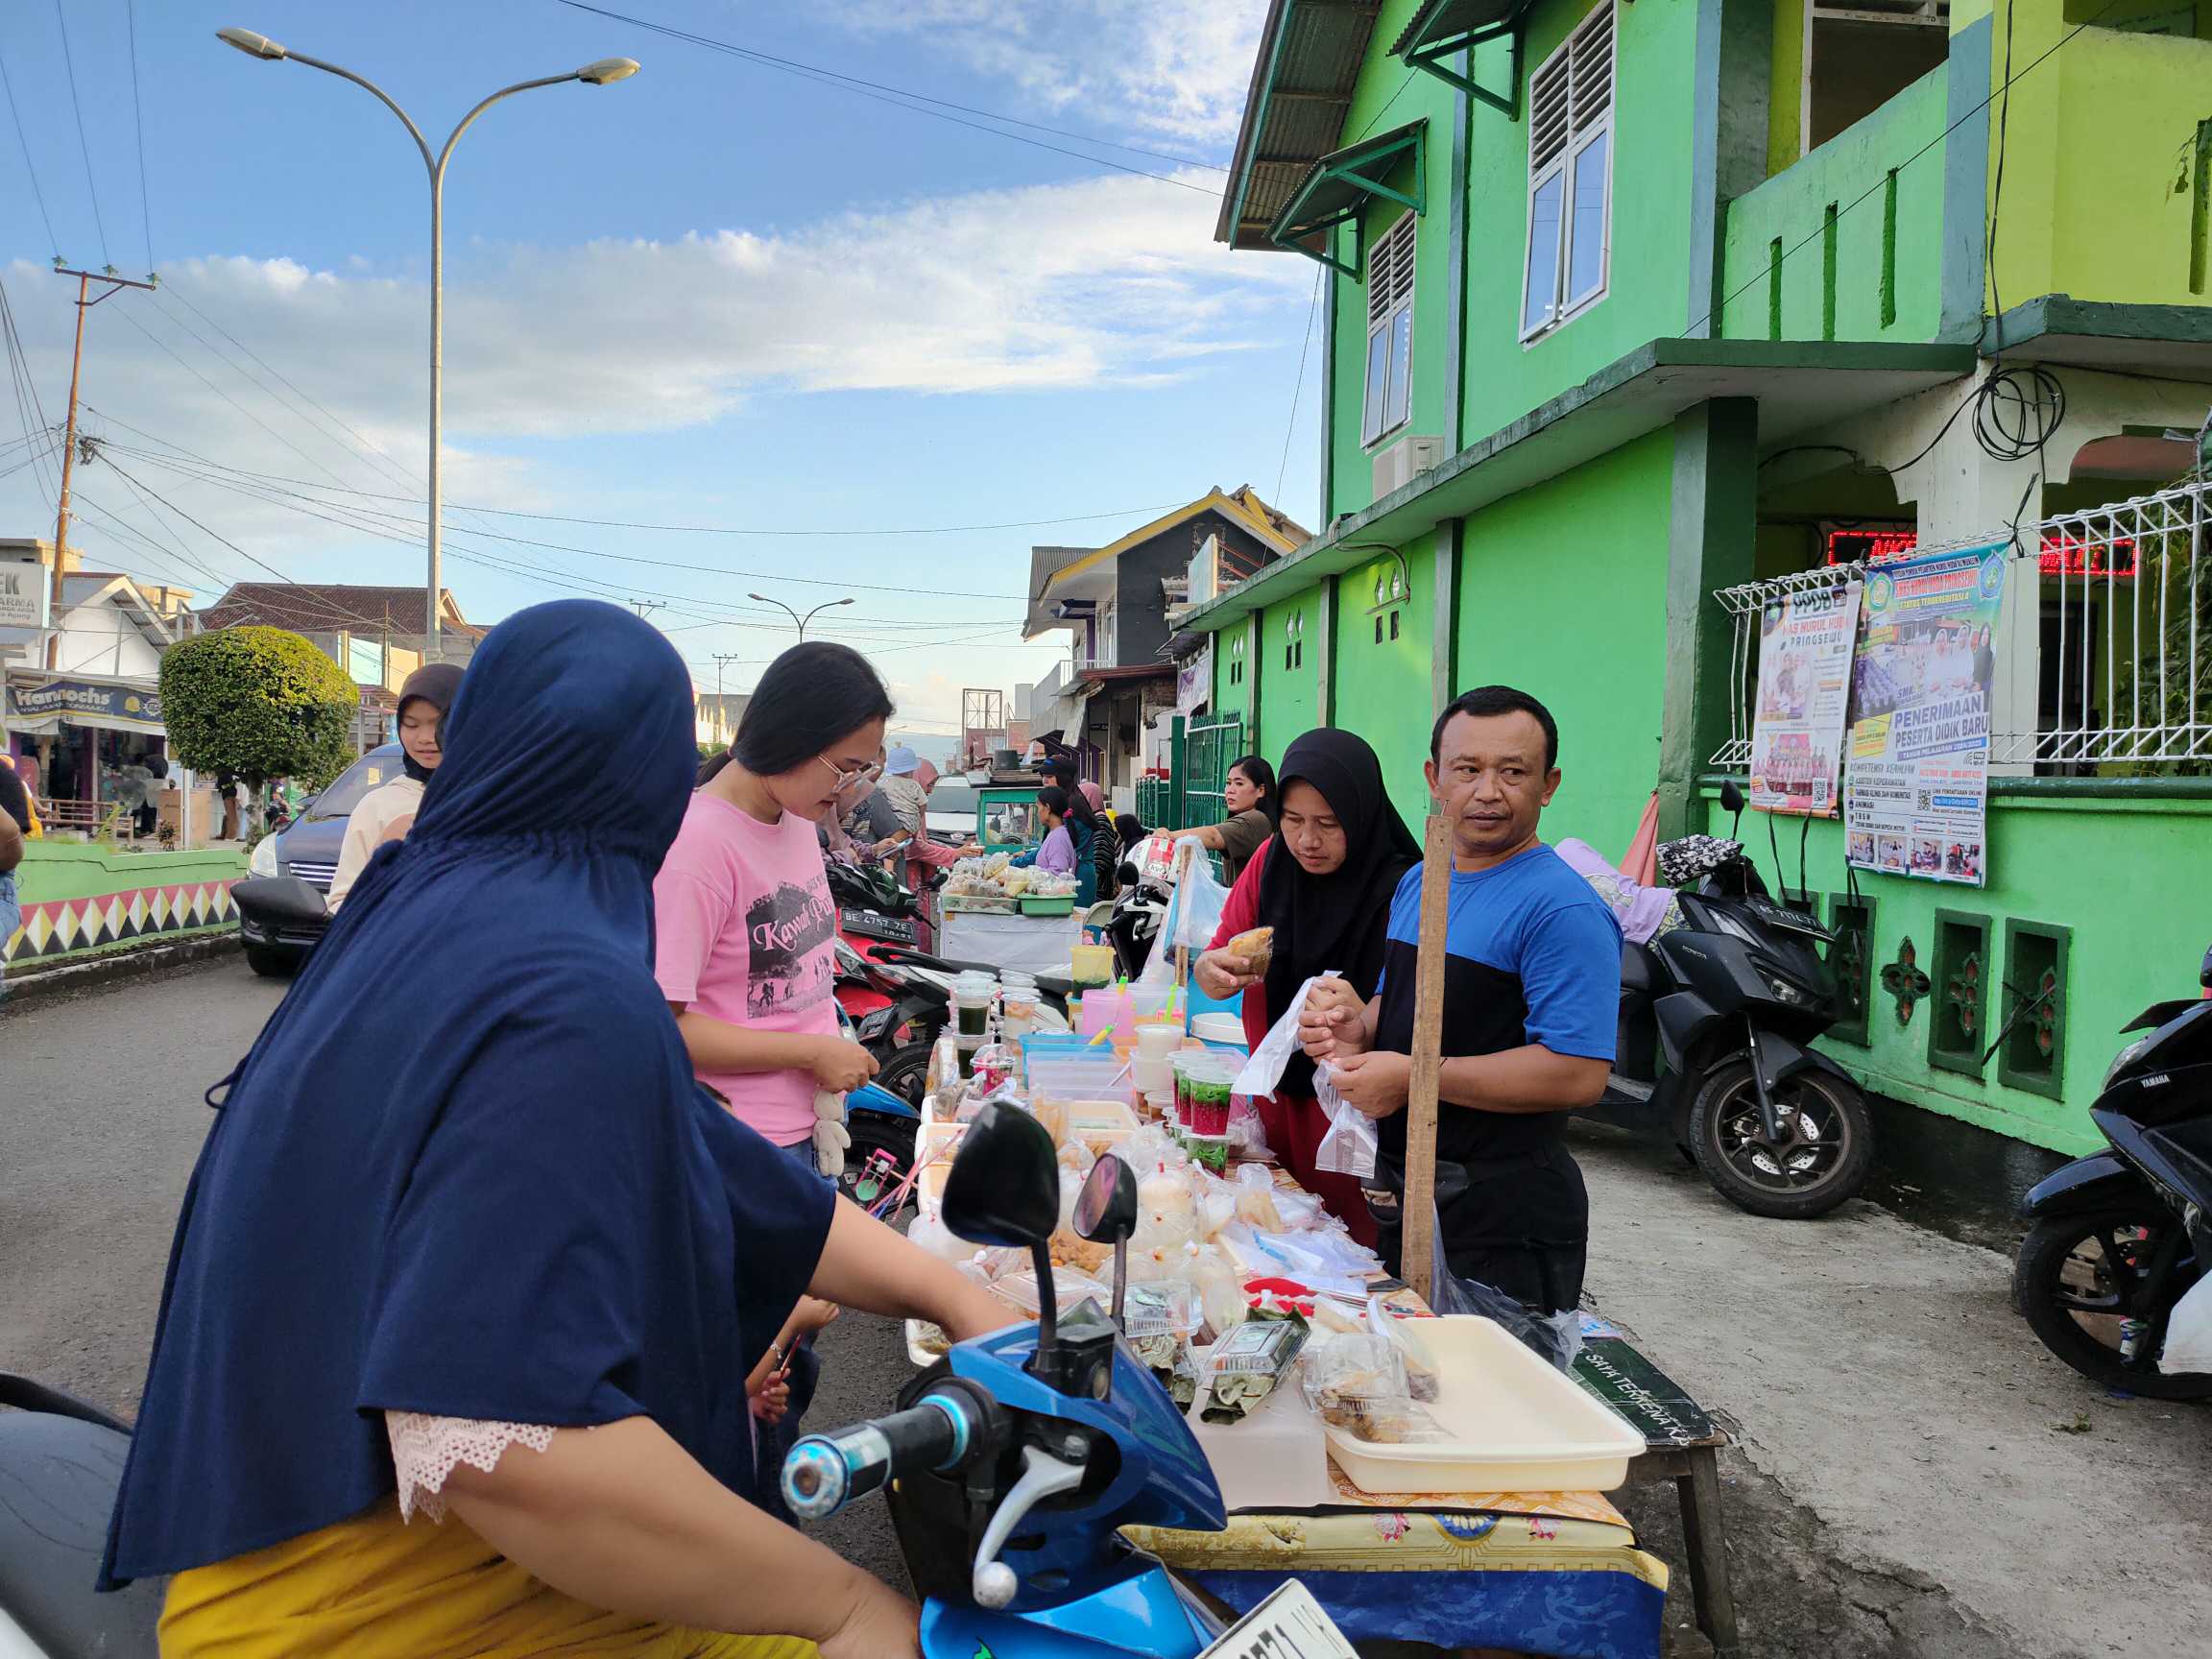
[1193,730,1418,1242]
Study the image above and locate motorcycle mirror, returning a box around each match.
[2200,944,2212,991]
[940,1101,1059,1249]
[1073,1153,1137,1246]
[1719,779,1747,815]
[1074,1153,1137,1332]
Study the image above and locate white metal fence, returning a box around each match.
[1714,477,2211,772]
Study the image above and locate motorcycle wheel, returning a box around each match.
[838,1115,920,1214]
[2015,1211,2212,1400]
[244,945,297,979]
[874,1041,933,1112]
[1687,1058,1873,1219]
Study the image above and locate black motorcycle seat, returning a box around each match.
[0,1406,161,1655]
[1619,941,1658,996]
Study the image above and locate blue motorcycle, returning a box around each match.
[783,1101,1342,1658]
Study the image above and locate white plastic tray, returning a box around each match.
[1323,1315,1642,1495]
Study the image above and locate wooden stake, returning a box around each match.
[1398,814,1455,1301]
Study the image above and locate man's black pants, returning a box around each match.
[1367,1142,1590,1312]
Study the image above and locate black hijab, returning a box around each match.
[1255,729,1421,1096]
[394,661,466,782]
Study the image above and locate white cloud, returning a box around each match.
[828,0,1267,146]
[0,164,1303,589]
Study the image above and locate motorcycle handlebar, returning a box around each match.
[781,1387,982,1522]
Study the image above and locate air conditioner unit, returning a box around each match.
[1372,435,1445,499]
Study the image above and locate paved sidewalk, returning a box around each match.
[1576,1123,2211,1659]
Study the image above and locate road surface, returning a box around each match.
[9,957,2210,1653]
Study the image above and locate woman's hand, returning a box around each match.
[823,1580,923,1659]
[1195,946,1259,1002]
[1299,978,1368,1063]
[750,1376,790,1424]
[808,1037,879,1094]
[1326,1049,1409,1118]
[792,1295,842,1336]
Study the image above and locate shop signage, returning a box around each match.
[1843,543,2008,887]
[1747,580,1862,817]
[0,552,47,629]
[7,674,165,731]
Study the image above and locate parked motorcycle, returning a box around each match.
[0,1377,159,1658]
[1594,781,1875,1219]
[1105,858,1171,981]
[2013,946,2212,1399]
[782,1101,1293,1658]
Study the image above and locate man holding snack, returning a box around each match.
[1297,687,1620,1313]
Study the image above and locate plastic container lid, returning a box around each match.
[1190,1012,1246,1046]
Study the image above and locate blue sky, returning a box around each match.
[0,0,1319,733]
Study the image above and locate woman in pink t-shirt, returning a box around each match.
[655,642,890,1156]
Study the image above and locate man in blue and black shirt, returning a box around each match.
[1299,686,1621,1313]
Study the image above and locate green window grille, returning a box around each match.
[1183,715,1243,834]
[1997,921,2071,1100]
[1825,894,1877,1048]
[1929,909,1992,1078]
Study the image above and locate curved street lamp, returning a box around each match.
[748,592,855,639]
[216,29,640,658]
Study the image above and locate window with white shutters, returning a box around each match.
[1361,213,1417,445]
[1520,3,1616,342]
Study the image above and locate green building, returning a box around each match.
[1183,0,2212,1153]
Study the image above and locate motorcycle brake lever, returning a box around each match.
[971,1445,1086,1609]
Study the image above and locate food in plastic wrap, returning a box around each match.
[1297,1334,1439,1444]
[1123,1280,1199,1337]
[1137,1164,1197,1236]
[1234,1164,1285,1231]
[992,1268,1110,1318]
[1131,1333,1200,1407]
[1367,1294,1443,1403]
[907,1214,975,1264]
[1190,1251,1246,1343]
[1221,925,1274,977]
[1030,1092,1069,1146]
[1198,1309,1309,1425]
[1047,1229,1113,1274]
[912,1321,952,1358]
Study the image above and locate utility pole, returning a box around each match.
[711,651,743,748]
[627,598,666,624]
[47,267,158,668]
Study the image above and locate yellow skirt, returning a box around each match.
[160,1500,819,1658]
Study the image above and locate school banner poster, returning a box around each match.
[1843,543,2008,886]
[1747,581,1862,817]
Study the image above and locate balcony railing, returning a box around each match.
[1715,477,2211,774]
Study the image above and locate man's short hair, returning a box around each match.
[1431,685,1560,771]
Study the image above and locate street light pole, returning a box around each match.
[216,29,639,661]
[747,592,854,640]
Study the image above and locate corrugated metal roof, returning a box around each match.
[1215,0,1387,250]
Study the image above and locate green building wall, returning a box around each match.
[1455,430,1675,853]
[1210,613,1259,733]
[1258,592,1322,761]
[1700,789,2212,1155]
[1332,535,1441,830]
[1719,66,1948,344]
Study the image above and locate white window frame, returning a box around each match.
[1519,3,1617,346]
[1361,213,1417,447]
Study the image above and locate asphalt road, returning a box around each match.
[0,954,915,1585]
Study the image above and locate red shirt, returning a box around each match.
[1209,837,1275,1052]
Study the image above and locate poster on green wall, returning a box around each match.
[1748,580,1863,817]
[1843,543,2008,887]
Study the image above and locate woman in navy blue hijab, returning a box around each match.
[104,601,1008,1658]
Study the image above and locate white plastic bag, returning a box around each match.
[1166,838,1233,955]
[1233,973,1337,1096]
[2161,1272,2212,1374]
[1311,1065,1378,1179]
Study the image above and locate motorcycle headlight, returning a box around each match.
[250,835,279,878]
[2104,1035,2153,1092]
[1763,974,1812,1008]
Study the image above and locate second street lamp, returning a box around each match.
[217,29,639,659]
[748,593,855,639]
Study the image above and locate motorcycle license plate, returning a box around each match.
[1196,1581,1358,1659]
[842,906,919,947]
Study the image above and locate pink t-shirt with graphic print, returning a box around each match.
[653,791,838,1147]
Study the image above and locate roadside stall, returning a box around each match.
[933,783,1089,974]
[886,1029,1674,1659]
[3,669,172,836]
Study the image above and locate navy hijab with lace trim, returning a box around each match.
[103,600,833,1587]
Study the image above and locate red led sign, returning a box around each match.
[1821,526,2138,579]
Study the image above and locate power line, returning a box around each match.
[1277,264,1321,501]
[561,0,1228,171]
[0,23,59,257]
[552,1,1221,198]
[123,0,154,276]
[79,400,1185,540]
[51,0,111,268]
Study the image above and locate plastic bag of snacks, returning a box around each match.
[1198,1306,1309,1425]
[1366,1294,1443,1402]
[1300,1334,1451,1445]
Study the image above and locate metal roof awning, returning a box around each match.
[1181,336,1979,630]
[1389,0,1539,114]
[1267,122,1426,274]
[1215,0,1388,251]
